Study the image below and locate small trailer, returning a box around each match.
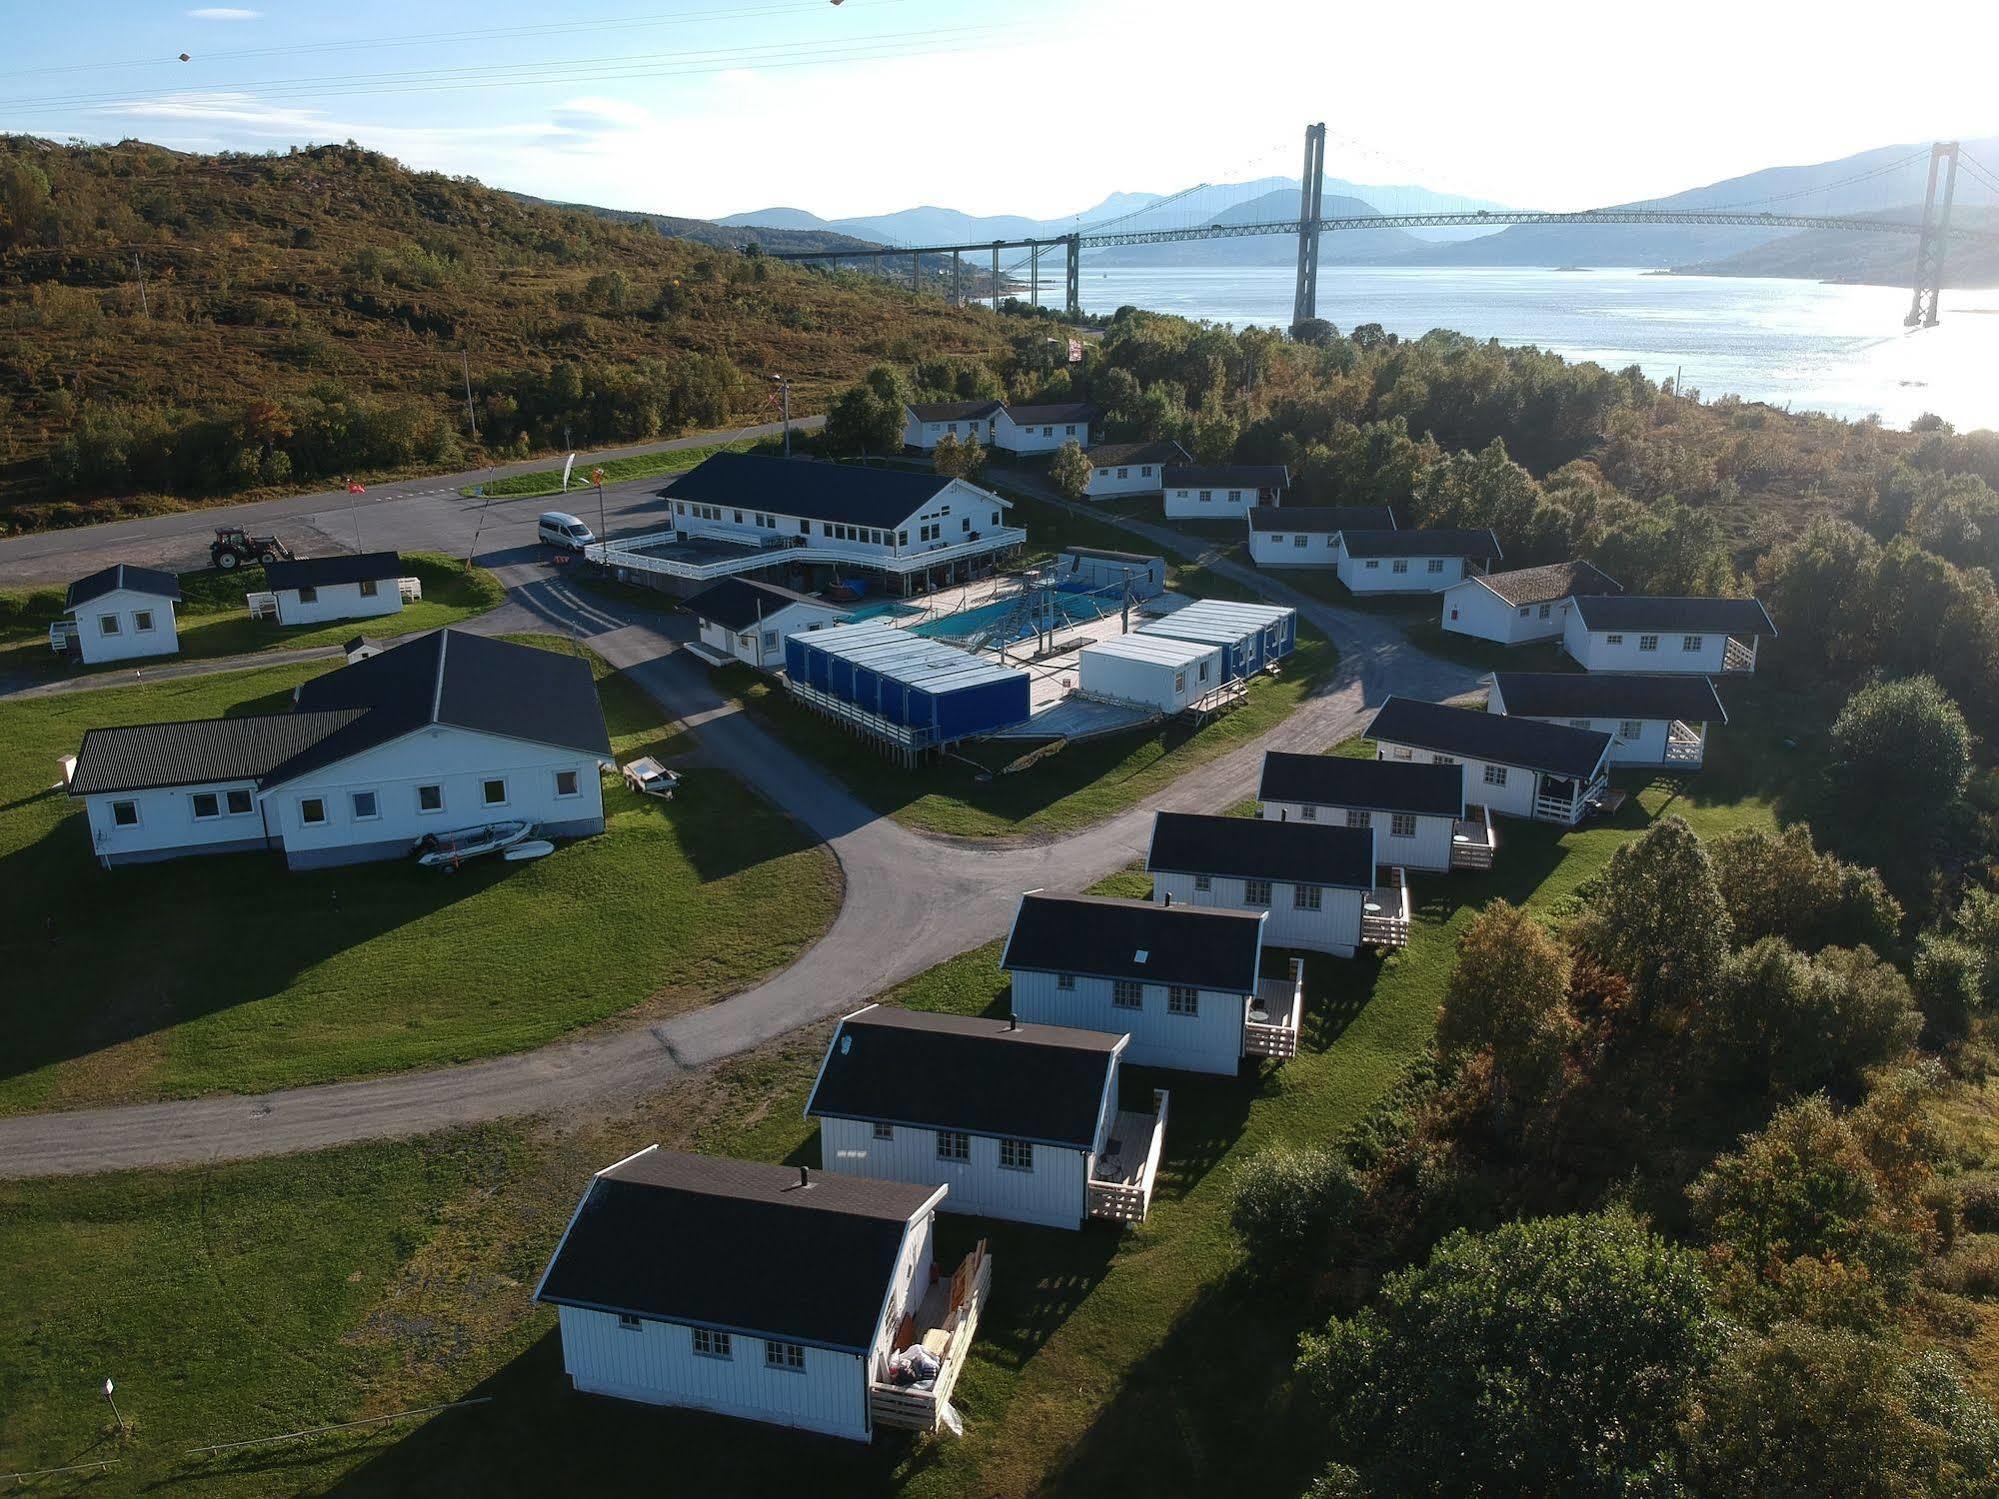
[620,756,680,799]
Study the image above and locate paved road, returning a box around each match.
[0,453,1474,1177]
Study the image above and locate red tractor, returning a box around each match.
[209,527,296,571]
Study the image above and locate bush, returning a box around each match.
[1924,1235,1999,1298]
[1831,675,1973,812]
[1912,933,1986,1044]
[1226,1147,1360,1268]
[1707,825,1902,953]
[1954,1171,1999,1234]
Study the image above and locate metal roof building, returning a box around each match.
[783,621,1030,763]
[1137,598,1297,679]
[1078,632,1226,714]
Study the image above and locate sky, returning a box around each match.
[5,0,1998,223]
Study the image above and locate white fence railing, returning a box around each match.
[589,526,1029,584]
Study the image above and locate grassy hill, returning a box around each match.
[0,137,1013,527]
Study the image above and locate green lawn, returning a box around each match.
[0,553,504,685]
[0,637,839,1114]
[457,437,769,499]
[0,736,1797,1496]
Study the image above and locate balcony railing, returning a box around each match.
[1721,636,1757,674]
[869,1241,991,1434]
[1244,957,1306,1059]
[589,525,1029,584]
[1360,878,1412,948]
[1450,804,1496,870]
[1664,725,1706,766]
[1088,1089,1170,1224]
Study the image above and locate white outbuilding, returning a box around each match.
[1077,633,1225,714]
[991,402,1097,454]
[682,577,847,671]
[535,1146,990,1440]
[1162,464,1291,520]
[901,399,1000,451]
[1489,671,1728,769]
[1562,595,1777,676]
[1082,440,1187,497]
[1441,560,1622,646]
[1333,528,1502,594]
[1137,598,1297,679]
[258,552,414,626]
[1245,505,1397,568]
[1256,750,1492,874]
[806,1005,1170,1229]
[57,564,183,664]
[1366,696,1611,827]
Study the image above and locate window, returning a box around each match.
[1063,425,1075,436]
[1112,979,1143,1009]
[1570,719,1593,730]
[1300,804,1317,822]
[1174,672,1186,693]
[1141,466,1153,477]
[1116,467,1129,479]
[98,613,120,635]
[1042,426,1054,437]
[1167,986,1199,1016]
[693,1328,732,1359]
[1538,603,1552,619]
[482,778,508,807]
[1391,559,1409,574]
[935,1130,970,1162]
[1428,559,1445,574]
[299,797,327,826]
[733,510,744,524]
[1193,873,1212,891]
[873,1122,894,1141]
[1483,765,1508,786]
[351,790,379,820]
[1619,719,1645,738]
[1227,489,1242,503]
[134,610,155,632]
[1364,559,1380,570]
[1391,813,1418,838]
[1606,633,1624,646]
[191,792,220,820]
[555,769,580,798]
[898,530,908,547]
[1245,878,1272,906]
[618,1313,643,1333]
[1056,972,1076,991]
[226,788,253,815]
[765,1341,805,1372]
[359,579,379,599]
[112,799,139,827]
[1519,605,1532,617]
[1389,745,1413,761]
[1347,808,1371,829]
[1682,634,1704,652]
[999,1138,1034,1171]
[1293,884,1322,911]
[298,586,318,604]
[417,784,444,814]
[1638,635,1659,652]
[1199,489,1212,503]
[1294,534,1307,549]
[1269,533,1284,544]
[1432,753,1456,765]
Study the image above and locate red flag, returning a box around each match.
[346,482,365,494]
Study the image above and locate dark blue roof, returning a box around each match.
[264,551,403,590]
[1367,697,1610,780]
[669,453,995,530]
[66,563,181,608]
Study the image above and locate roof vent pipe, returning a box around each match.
[798,1164,809,1188]
[1164,891,1173,907]
[1008,1014,1018,1031]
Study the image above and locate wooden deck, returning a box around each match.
[1244,957,1307,1059]
[869,1242,991,1435]
[1450,805,1497,870]
[1088,1091,1170,1224]
[1360,877,1411,948]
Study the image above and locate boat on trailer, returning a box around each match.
[413,819,536,870]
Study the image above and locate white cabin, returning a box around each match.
[1146,810,1401,957]
[991,403,1097,455]
[901,400,1000,451]
[58,564,182,664]
[1077,633,1225,714]
[1082,440,1187,497]
[1562,595,1776,676]
[1256,750,1492,874]
[66,630,611,870]
[1441,560,1621,646]
[806,1006,1169,1229]
[1162,465,1291,520]
[259,552,411,627]
[683,577,847,671]
[1245,505,1397,568]
[1488,672,1727,769]
[1333,528,1502,594]
[536,1146,989,1441]
[1367,696,1611,827]
[1001,891,1303,1074]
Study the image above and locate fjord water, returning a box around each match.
[1047,265,1999,431]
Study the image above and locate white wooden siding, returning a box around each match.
[72,588,181,664]
[820,1116,1088,1229]
[668,478,1008,562]
[275,579,404,627]
[1008,968,1244,1075]
[991,413,1088,454]
[1561,613,1738,674]
[1247,529,1341,567]
[1497,713,1691,767]
[1336,553,1468,594]
[1372,743,1539,818]
[1150,871,1361,957]
[1259,801,1457,873]
[1163,484,1257,519]
[902,412,992,450]
[83,779,267,865]
[1085,463,1165,497]
[557,1305,869,1440]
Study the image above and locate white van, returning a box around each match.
[538,512,595,552]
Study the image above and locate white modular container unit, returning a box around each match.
[1138,598,1297,680]
[1077,633,1223,713]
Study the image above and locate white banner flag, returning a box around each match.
[561,453,577,491]
[1067,338,1083,364]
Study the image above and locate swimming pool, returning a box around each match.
[912,592,1112,642]
[842,599,923,623]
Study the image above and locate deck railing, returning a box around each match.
[1243,957,1307,1059]
[1088,1090,1170,1224]
[1360,877,1412,948]
[1450,804,1497,870]
[1664,728,1706,765]
[1721,636,1757,673]
[869,1241,991,1434]
[397,576,423,603]
[589,526,1029,584]
[245,591,279,621]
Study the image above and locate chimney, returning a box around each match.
[798,1164,809,1188]
[1008,1014,1018,1031]
[1163,891,1173,907]
[1279,808,1287,822]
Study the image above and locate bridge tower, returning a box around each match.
[1292,122,1327,331]
[1905,141,1960,329]
[1065,234,1081,318]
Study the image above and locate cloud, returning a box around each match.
[187,7,262,19]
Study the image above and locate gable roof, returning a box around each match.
[1248,505,1395,534]
[1086,440,1187,468]
[1471,560,1621,608]
[1148,811,1375,889]
[1340,528,1502,560]
[906,398,1001,422]
[1492,672,1729,725]
[1570,594,1777,637]
[67,710,366,796]
[1367,696,1610,781]
[1002,402,1099,425]
[1164,464,1292,490]
[669,452,992,531]
[806,1006,1122,1150]
[1000,891,1263,992]
[263,551,403,591]
[65,563,182,609]
[1257,751,1466,818]
[535,1147,937,1354]
[683,577,843,634]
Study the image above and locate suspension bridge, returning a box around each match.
[769,126,1999,331]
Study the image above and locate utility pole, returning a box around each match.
[459,350,479,440]
[1905,141,1960,329]
[1064,234,1081,319]
[1292,122,1326,330]
[991,244,1000,309]
[952,252,962,306]
[132,255,148,317]
[769,373,792,456]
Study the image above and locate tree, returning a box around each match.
[1831,676,1972,813]
[1691,939,1917,1099]
[1911,932,1985,1045]
[1950,886,1999,1008]
[1706,825,1901,954]
[1436,899,1572,1124]
[823,364,909,457]
[931,431,963,477]
[1573,816,1732,1024]
[1226,1147,1361,1270]
[1048,438,1092,501]
[1298,1211,1715,1497]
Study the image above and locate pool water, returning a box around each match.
[913,592,1113,642]
[841,599,923,623]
